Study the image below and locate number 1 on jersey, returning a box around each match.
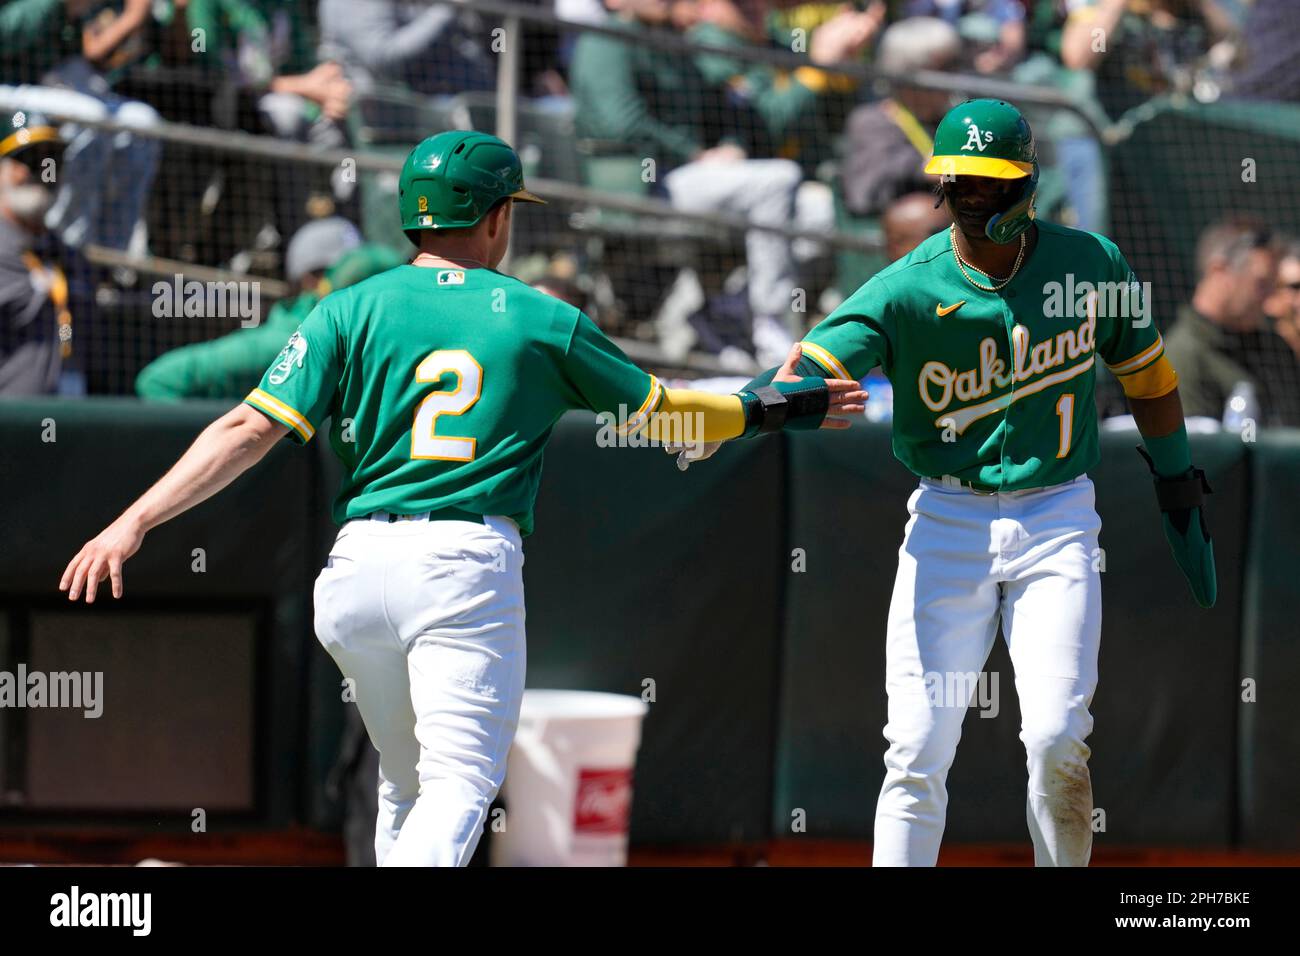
[1055,392,1074,459]
[412,349,482,461]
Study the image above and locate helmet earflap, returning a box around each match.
[984,163,1038,244]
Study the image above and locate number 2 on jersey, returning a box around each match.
[411,349,482,461]
[1055,392,1074,459]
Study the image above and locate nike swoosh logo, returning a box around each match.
[936,301,966,316]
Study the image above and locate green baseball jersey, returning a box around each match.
[243,265,662,533]
[802,220,1167,490]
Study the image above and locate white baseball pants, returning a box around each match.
[873,475,1103,867]
[313,514,526,867]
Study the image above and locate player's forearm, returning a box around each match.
[741,354,829,393]
[1131,387,1191,477]
[81,8,149,64]
[1129,386,1186,439]
[647,373,841,444]
[647,388,745,443]
[1060,0,1125,70]
[120,406,284,533]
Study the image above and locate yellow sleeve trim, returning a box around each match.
[800,340,851,381]
[646,388,745,444]
[794,65,857,95]
[245,388,315,441]
[1117,353,1179,400]
[616,375,664,436]
[1106,336,1164,376]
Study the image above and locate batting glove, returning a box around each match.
[664,441,722,472]
[1137,446,1218,608]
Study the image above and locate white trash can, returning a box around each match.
[491,689,649,867]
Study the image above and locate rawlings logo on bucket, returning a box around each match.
[574,768,633,835]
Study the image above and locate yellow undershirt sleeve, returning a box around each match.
[638,387,747,444]
[1116,353,1179,400]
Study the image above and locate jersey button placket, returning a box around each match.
[997,292,1019,493]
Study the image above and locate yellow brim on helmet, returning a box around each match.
[510,188,546,205]
[924,155,1035,179]
[0,125,60,161]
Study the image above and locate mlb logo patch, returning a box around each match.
[437,270,465,285]
[417,214,434,226]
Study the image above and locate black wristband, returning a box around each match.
[752,386,788,433]
[738,378,832,437]
[1136,446,1213,510]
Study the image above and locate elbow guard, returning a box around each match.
[737,377,830,437]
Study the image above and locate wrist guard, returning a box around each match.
[1136,445,1213,535]
[737,377,830,438]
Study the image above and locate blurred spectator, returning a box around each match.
[87,1,361,268]
[531,273,587,310]
[1059,0,1236,122]
[318,0,495,97]
[902,0,1028,75]
[1163,219,1300,427]
[0,113,94,395]
[256,1,351,145]
[841,16,961,218]
[248,2,356,236]
[1264,242,1300,363]
[689,0,884,177]
[134,219,402,400]
[883,190,951,261]
[100,0,280,116]
[1016,1,1115,231]
[1229,0,1300,102]
[557,0,611,24]
[0,0,161,252]
[570,0,811,368]
[555,0,610,75]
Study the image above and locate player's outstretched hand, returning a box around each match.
[774,343,868,430]
[670,344,868,470]
[59,516,146,603]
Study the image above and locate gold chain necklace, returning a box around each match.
[949,225,1026,292]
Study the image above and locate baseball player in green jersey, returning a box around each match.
[58,130,866,866]
[715,99,1217,866]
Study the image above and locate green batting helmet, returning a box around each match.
[924,99,1038,244]
[398,130,545,233]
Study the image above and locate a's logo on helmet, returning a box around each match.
[269,331,308,385]
[963,124,995,152]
